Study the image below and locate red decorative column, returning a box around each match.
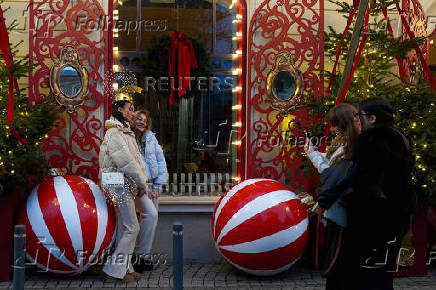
[29,0,112,181]
[244,0,324,192]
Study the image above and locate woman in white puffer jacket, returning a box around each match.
[131,110,168,272]
[99,100,147,282]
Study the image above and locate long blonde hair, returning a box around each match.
[326,103,360,165]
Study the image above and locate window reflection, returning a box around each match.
[115,0,238,195]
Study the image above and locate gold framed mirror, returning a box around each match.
[50,46,89,113]
[266,52,303,116]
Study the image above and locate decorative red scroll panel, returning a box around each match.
[29,0,112,180]
[401,0,428,83]
[244,0,323,192]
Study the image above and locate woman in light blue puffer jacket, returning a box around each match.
[131,110,168,272]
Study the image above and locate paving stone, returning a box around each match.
[12,264,436,289]
[125,281,138,288]
[44,283,58,289]
[68,281,81,287]
[136,281,148,287]
[203,279,214,287]
[147,278,159,287]
[158,277,170,287]
[113,282,127,288]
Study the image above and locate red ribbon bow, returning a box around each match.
[168,30,198,105]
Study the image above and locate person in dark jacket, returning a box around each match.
[342,98,415,290]
[305,104,361,289]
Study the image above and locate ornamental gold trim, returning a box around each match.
[49,46,89,113]
[266,51,303,116]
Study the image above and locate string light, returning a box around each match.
[232,68,242,75]
[232,140,242,146]
[232,122,242,127]
[232,104,242,110]
[232,86,242,92]
[229,0,237,9]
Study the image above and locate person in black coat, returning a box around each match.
[341,98,415,290]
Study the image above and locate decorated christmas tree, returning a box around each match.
[300,0,436,205]
[0,9,56,196]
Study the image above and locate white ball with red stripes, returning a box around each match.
[212,179,309,276]
[17,175,116,275]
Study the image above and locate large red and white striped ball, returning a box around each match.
[212,179,309,276]
[17,175,116,275]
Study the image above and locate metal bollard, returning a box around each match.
[172,223,183,290]
[13,225,26,290]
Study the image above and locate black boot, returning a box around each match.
[131,254,153,273]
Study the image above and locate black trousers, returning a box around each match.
[325,230,403,290]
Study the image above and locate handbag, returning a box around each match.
[316,158,352,228]
[100,131,138,203]
[101,172,124,189]
[323,200,347,228]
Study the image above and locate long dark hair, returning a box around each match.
[359,97,394,128]
[326,103,360,164]
[111,100,131,127]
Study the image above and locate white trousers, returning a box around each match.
[103,197,139,279]
[134,195,158,256]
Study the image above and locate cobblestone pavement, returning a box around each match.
[1,264,435,289]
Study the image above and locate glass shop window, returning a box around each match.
[114,0,240,196]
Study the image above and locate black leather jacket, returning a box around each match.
[316,158,353,210]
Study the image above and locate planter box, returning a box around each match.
[0,194,22,281]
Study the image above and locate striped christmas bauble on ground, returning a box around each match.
[212,179,309,276]
[17,175,116,275]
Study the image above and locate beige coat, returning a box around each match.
[99,117,148,188]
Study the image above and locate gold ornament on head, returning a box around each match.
[114,85,142,102]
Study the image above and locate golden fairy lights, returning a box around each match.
[230,1,243,182]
